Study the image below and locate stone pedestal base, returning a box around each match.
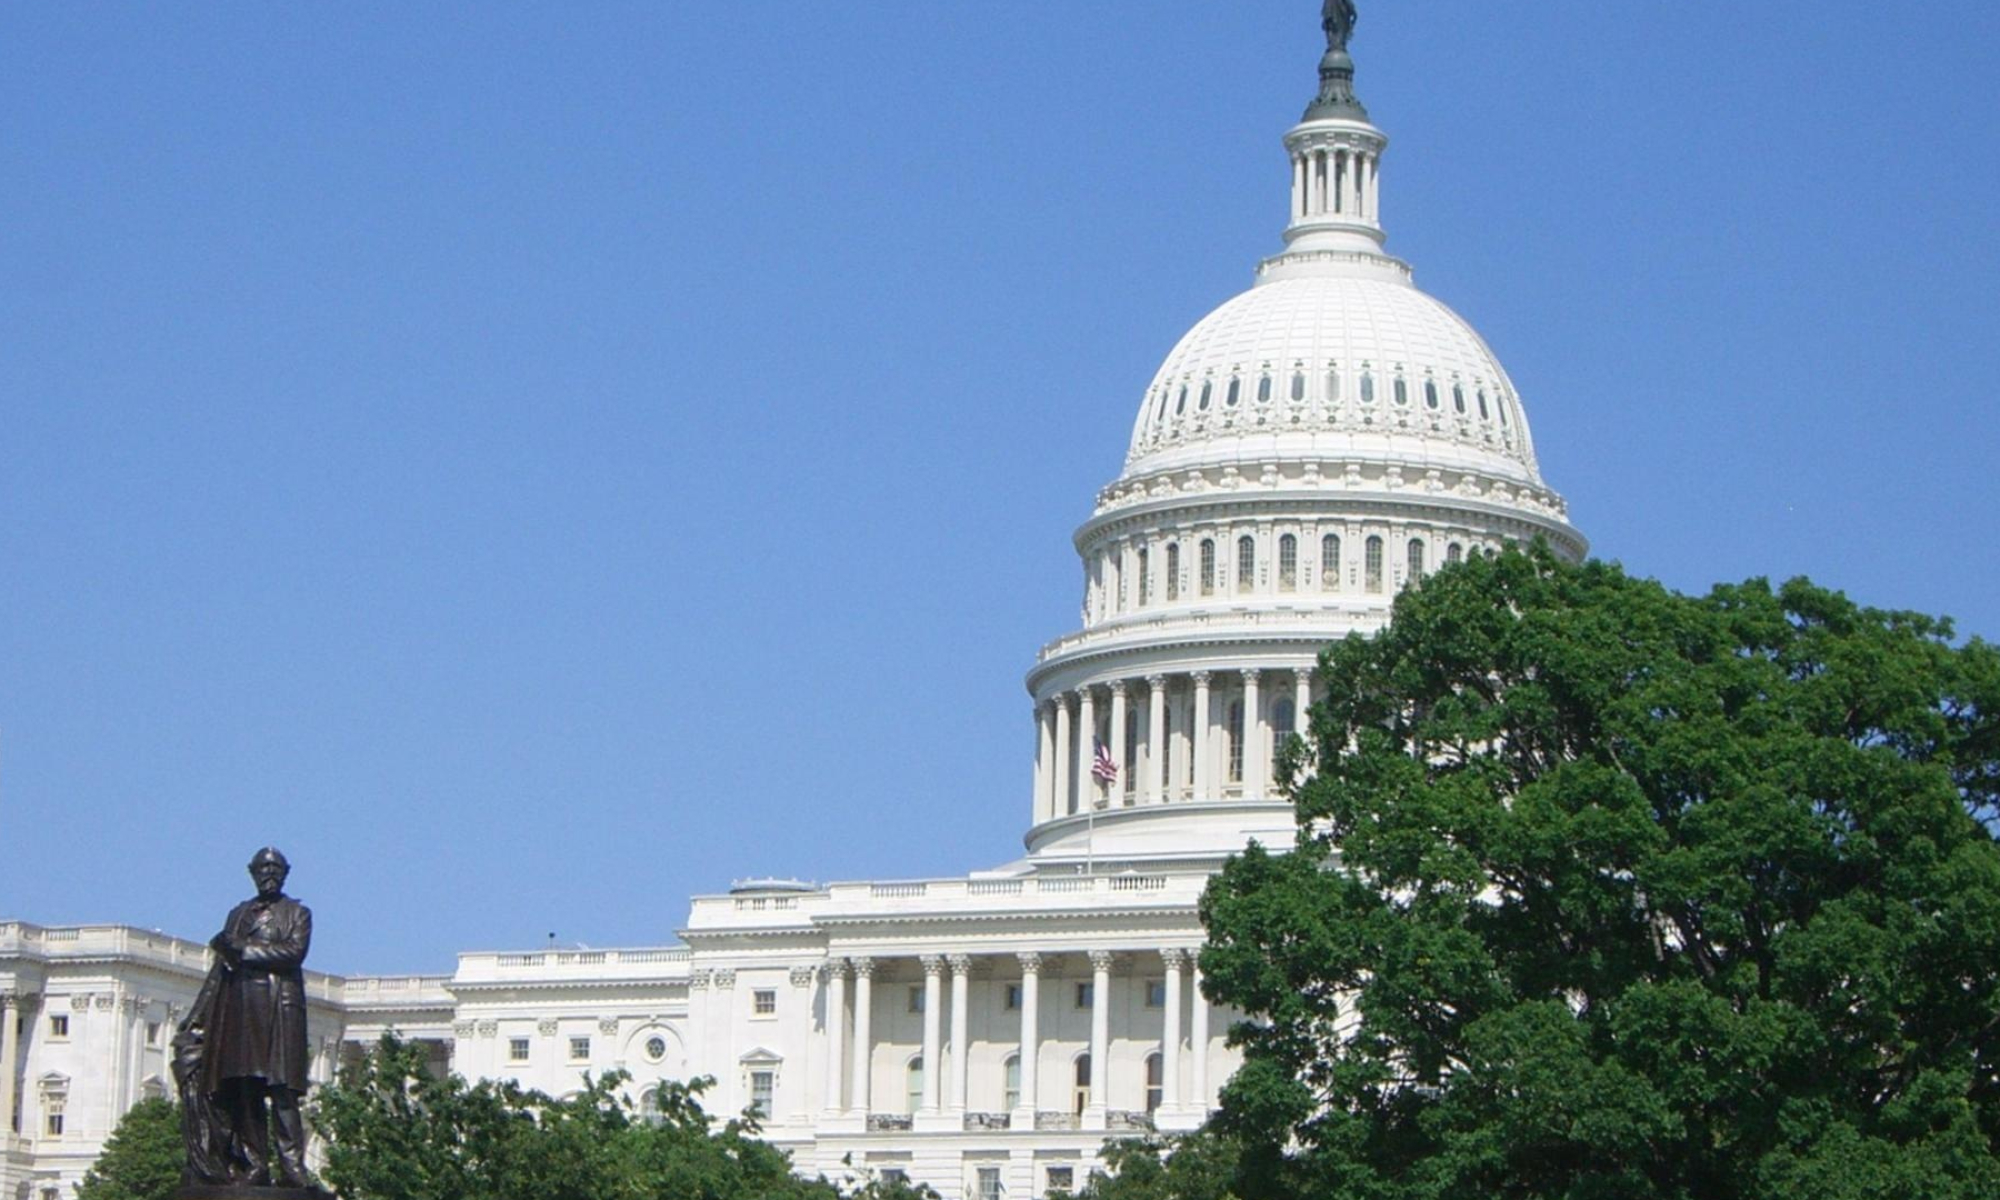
[177,1185,334,1200]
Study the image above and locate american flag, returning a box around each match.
[1091,740,1119,785]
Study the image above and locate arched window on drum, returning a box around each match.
[1321,534,1341,591]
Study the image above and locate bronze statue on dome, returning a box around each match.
[1323,0,1359,52]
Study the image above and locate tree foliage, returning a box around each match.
[76,1096,182,1200]
[1056,1132,1242,1200]
[1199,546,2000,1199]
[310,1035,937,1200]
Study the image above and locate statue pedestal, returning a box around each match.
[177,1186,335,1200]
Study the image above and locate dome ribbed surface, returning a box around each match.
[1124,275,1541,483]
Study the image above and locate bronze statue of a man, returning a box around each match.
[1323,0,1359,51]
[173,847,317,1191]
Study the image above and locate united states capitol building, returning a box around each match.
[1,11,1586,1199]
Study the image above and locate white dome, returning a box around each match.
[1123,268,1543,486]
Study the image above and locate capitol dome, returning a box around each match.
[1018,16,1584,866]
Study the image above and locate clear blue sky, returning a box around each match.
[5,2,1996,975]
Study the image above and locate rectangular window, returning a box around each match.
[908,986,925,1014]
[569,1036,591,1061]
[881,1169,909,1185]
[44,1100,63,1138]
[1145,979,1167,1008]
[752,989,777,1016]
[749,1070,774,1119]
[1046,1166,1075,1193]
[508,1037,530,1063]
[49,1014,69,1040]
[976,1166,1003,1200]
[1074,982,1093,1009]
[146,1021,162,1046]
[1002,983,1022,1011]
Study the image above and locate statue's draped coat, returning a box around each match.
[203,895,313,1093]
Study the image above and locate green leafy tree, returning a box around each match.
[1056,1132,1241,1200]
[1200,546,2000,1200]
[76,1096,182,1200]
[310,1035,938,1200]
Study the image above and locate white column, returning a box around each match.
[1014,954,1040,1123]
[0,993,19,1142]
[1145,676,1167,804]
[1108,681,1129,805]
[1075,688,1097,810]
[1241,668,1263,800]
[1292,668,1314,785]
[822,961,848,1113]
[1190,671,1211,802]
[849,958,874,1115]
[1053,694,1073,817]
[919,956,944,1113]
[948,955,972,1114]
[125,996,146,1108]
[1034,702,1054,824]
[1190,964,1211,1114]
[1086,951,1112,1124]
[1160,951,1185,1114]
[1292,154,1306,221]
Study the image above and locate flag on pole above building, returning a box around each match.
[1091,740,1118,785]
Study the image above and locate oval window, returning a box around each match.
[1226,378,1240,407]
[1393,378,1408,406]
[1424,381,1439,409]
[1360,372,1374,403]
[1199,381,1212,410]
[1176,384,1189,415]
[1453,385,1466,414]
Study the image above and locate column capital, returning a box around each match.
[1241,667,1262,684]
[1073,685,1095,702]
[1160,948,1190,969]
[920,954,948,976]
[0,992,17,1012]
[1145,674,1167,690]
[1087,950,1116,973]
[1190,670,1212,687]
[849,956,875,980]
[1015,951,1043,973]
[1295,665,1314,682]
[947,954,974,975]
[1108,679,1128,699]
[822,960,851,982]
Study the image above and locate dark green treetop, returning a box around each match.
[76,1096,182,1200]
[1198,545,2000,1199]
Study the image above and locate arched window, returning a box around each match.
[1407,538,1426,583]
[1453,384,1467,414]
[1365,536,1384,593]
[906,1057,926,1115]
[1274,697,1296,742]
[1257,373,1272,403]
[1225,377,1240,407]
[1278,534,1298,592]
[1145,1052,1165,1114]
[1291,371,1306,401]
[1137,548,1151,607]
[1227,700,1245,784]
[639,1087,665,1126]
[1447,542,1464,565]
[1236,536,1256,594]
[1004,1053,1022,1111]
[1199,540,1216,596]
[1497,394,1510,426]
[1424,380,1440,409]
[1360,370,1375,404]
[1477,389,1489,419]
[1321,534,1341,591]
[1165,543,1181,601]
[1328,365,1342,402]
[1198,381,1212,411]
[1393,377,1408,406]
[1176,384,1189,415]
[1073,1054,1092,1116]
